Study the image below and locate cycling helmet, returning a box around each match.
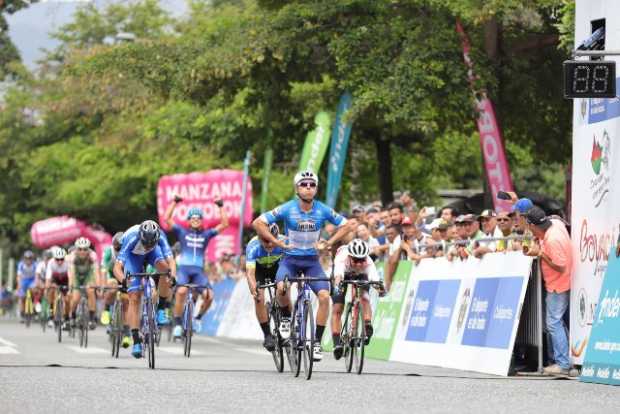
[53,247,67,260]
[347,239,370,259]
[23,250,35,259]
[269,223,280,237]
[139,220,160,249]
[74,237,91,249]
[43,249,54,260]
[112,232,124,251]
[293,170,318,187]
[187,207,204,220]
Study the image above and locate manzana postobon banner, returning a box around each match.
[299,111,331,173]
[326,92,353,207]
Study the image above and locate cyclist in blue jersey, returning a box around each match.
[245,223,284,351]
[17,250,38,322]
[164,195,229,338]
[113,220,172,358]
[252,170,353,361]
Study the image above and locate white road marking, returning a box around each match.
[65,345,108,354]
[0,346,19,354]
[233,347,269,356]
[0,337,18,347]
[158,346,204,356]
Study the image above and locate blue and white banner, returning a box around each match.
[199,277,236,336]
[326,92,353,208]
[390,252,532,376]
[581,245,620,386]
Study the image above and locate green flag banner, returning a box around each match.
[366,261,413,360]
[299,111,331,173]
[260,147,273,213]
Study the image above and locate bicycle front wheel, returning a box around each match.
[25,293,33,328]
[184,300,193,358]
[56,297,63,343]
[354,301,366,375]
[302,300,315,381]
[343,303,354,373]
[145,302,156,369]
[290,302,301,378]
[268,302,284,373]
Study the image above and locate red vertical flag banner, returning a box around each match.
[456,20,515,212]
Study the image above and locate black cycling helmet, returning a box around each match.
[112,232,124,252]
[139,220,160,249]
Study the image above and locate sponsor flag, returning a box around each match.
[299,111,331,173]
[456,20,514,212]
[260,147,273,213]
[326,92,354,207]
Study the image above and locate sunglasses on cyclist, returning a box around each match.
[298,181,317,189]
[77,248,88,252]
[497,218,511,222]
[55,258,65,262]
[351,257,366,264]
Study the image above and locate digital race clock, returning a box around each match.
[563,61,616,98]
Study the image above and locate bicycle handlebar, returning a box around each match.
[257,281,276,289]
[176,283,207,289]
[284,276,331,283]
[127,271,171,278]
[341,280,384,288]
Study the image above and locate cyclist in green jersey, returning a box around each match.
[68,237,101,330]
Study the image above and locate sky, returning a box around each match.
[5,0,188,70]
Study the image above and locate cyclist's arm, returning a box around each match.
[164,199,178,229]
[92,252,102,286]
[366,260,380,282]
[253,205,285,245]
[113,260,125,282]
[332,250,347,286]
[67,257,76,287]
[246,265,257,297]
[214,204,229,233]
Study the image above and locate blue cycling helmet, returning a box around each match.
[187,207,204,220]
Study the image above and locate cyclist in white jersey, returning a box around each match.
[331,239,384,360]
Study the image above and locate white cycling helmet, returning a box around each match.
[293,170,318,187]
[74,237,91,249]
[53,247,67,260]
[347,239,370,259]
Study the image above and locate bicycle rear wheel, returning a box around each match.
[268,302,284,373]
[184,300,193,358]
[343,303,354,373]
[56,296,63,343]
[354,301,366,375]
[302,300,315,380]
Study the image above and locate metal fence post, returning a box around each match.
[536,258,544,373]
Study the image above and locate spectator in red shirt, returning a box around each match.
[523,206,573,376]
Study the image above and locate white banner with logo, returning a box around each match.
[569,0,620,366]
[390,253,532,376]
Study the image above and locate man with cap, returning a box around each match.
[495,211,517,252]
[471,209,502,258]
[523,206,573,376]
[447,215,473,261]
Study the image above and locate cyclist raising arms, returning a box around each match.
[68,238,101,330]
[164,197,228,338]
[113,220,172,358]
[331,239,383,360]
[245,223,284,351]
[253,170,352,361]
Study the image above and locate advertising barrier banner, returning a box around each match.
[390,253,532,376]
[157,170,253,260]
[200,278,237,336]
[580,245,620,386]
[366,261,410,360]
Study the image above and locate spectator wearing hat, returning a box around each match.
[511,198,534,251]
[396,217,430,262]
[496,211,517,252]
[427,219,449,257]
[471,209,502,258]
[523,206,573,376]
[351,205,366,223]
[447,215,473,261]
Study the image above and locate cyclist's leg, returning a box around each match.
[330,284,347,341]
[275,256,294,315]
[305,258,330,344]
[124,254,147,346]
[195,269,212,319]
[173,266,191,331]
[70,279,81,320]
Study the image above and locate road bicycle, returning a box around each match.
[257,279,292,373]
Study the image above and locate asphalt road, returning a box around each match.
[0,319,618,413]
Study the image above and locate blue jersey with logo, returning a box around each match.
[172,224,218,268]
[260,199,346,256]
[17,260,37,279]
[245,235,285,267]
[118,224,173,264]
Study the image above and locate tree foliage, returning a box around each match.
[0,0,575,254]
